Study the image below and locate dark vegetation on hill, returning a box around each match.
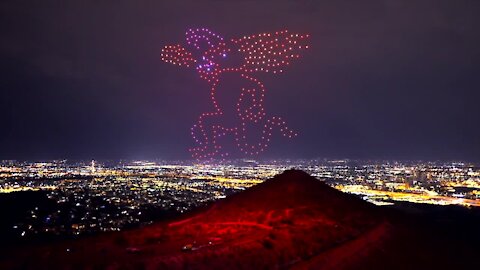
[0,191,56,244]
[0,170,478,269]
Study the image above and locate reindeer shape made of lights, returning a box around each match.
[161,28,310,159]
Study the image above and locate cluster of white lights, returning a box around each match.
[160,44,195,67]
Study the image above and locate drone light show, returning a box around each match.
[161,28,310,159]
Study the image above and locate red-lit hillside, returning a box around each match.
[0,170,389,269]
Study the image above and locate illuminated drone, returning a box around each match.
[161,28,310,159]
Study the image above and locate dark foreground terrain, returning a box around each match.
[1,170,478,269]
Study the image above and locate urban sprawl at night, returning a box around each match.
[1,159,479,241]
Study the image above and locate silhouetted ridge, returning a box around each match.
[2,171,477,270]
[183,169,380,226]
[0,170,387,270]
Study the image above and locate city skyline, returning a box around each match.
[2,158,479,241]
[1,2,479,269]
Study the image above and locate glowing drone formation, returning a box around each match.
[161,28,310,159]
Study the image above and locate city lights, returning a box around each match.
[1,159,480,240]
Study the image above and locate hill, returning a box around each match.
[3,170,477,269]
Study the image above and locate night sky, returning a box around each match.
[1,1,479,161]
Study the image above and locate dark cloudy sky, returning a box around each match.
[1,0,479,161]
